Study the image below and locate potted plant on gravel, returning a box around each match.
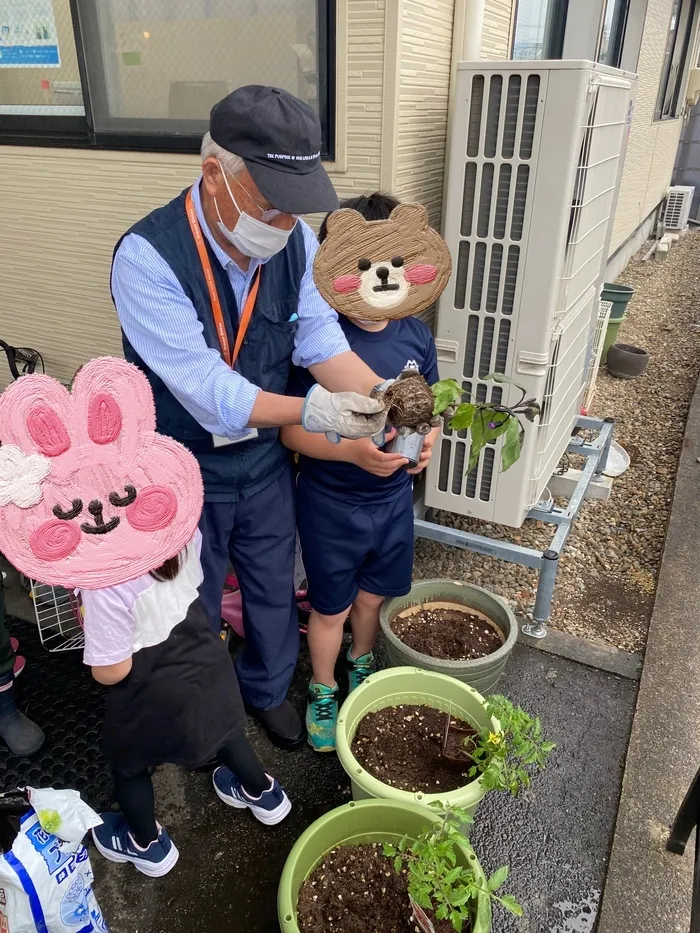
[335,668,553,812]
[278,798,522,933]
[379,579,518,694]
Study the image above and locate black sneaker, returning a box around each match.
[249,700,306,751]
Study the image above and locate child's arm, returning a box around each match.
[92,658,133,686]
[282,425,408,477]
[79,587,135,686]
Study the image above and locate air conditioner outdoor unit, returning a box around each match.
[664,185,695,230]
[426,60,636,527]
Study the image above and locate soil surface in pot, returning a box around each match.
[297,842,462,933]
[391,603,504,661]
[351,705,478,792]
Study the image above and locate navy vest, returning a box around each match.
[113,188,305,502]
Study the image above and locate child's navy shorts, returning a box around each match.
[296,476,414,616]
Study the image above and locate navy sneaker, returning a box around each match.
[91,812,179,878]
[213,767,291,825]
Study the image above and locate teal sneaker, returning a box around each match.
[347,649,376,692]
[306,682,339,752]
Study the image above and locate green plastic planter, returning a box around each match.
[335,667,498,811]
[278,799,492,933]
[601,282,634,321]
[380,580,518,694]
[602,316,626,364]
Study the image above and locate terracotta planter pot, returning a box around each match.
[606,343,649,380]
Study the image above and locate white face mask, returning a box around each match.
[214,161,296,260]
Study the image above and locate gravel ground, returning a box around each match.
[414,230,700,652]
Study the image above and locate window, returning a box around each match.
[656,0,699,120]
[511,0,569,60]
[0,0,335,157]
[597,0,630,67]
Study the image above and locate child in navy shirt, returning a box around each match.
[282,193,440,752]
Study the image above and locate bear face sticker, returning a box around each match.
[313,203,452,322]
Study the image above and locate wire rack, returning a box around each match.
[29,582,84,653]
[581,299,613,415]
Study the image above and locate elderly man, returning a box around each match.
[111,86,391,752]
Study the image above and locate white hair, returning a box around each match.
[200,131,245,175]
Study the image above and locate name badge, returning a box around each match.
[212,429,258,448]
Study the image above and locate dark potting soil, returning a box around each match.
[351,706,478,793]
[296,842,461,933]
[391,607,503,661]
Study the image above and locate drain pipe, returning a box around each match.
[461,0,486,60]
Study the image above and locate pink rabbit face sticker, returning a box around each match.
[0,358,203,590]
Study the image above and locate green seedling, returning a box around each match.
[432,373,540,472]
[383,803,522,932]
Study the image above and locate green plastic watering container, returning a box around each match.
[335,667,498,812]
[277,799,492,933]
[601,282,634,321]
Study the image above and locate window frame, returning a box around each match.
[0,0,337,159]
[655,0,699,121]
[510,0,569,61]
[596,0,631,68]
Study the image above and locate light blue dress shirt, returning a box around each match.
[111,178,350,440]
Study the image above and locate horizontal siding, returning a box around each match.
[481,0,513,60]
[611,0,685,251]
[0,0,386,389]
[394,0,455,229]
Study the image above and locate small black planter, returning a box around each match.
[607,343,649,380]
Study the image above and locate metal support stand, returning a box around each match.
[414,416,615,639]
[667,765,700,933]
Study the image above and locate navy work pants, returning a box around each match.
[198,467,299,711]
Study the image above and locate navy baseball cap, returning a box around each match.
[209,85,339,215]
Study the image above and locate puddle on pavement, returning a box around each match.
[550,890,600,932]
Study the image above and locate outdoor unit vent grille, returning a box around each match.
[426,61,635,527]
[664,185,695,230]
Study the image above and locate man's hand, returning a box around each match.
[348,430,408,477]
[406,426,440,476]
[302,385,387,440]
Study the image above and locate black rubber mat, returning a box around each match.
[1,617,112,810]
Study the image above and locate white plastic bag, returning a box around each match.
[0,789,108,933]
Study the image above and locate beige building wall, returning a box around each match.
[0,0,391,389]
[610,0,690,252]
[392,0,456,228]
[481,0,514,60]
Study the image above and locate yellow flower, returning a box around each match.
[488,732,502,746]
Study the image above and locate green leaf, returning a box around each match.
[500,417,523,472]
[483,372,517,385]
[468,413,486,471]
[383,843,396,857]
[487,866,509,892]
[449,402,476,432]
[432,379,464,415]
[499,894,524,917]
[394,855,403,874]
[451,910,464,932]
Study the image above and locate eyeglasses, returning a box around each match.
[226,170,300,223]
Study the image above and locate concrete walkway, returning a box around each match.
[597,377,700,933]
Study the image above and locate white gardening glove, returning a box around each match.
[302,385,387,444]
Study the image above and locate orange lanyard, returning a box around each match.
[185,187,261,369]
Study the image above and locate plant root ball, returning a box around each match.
[382,371,436,430]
